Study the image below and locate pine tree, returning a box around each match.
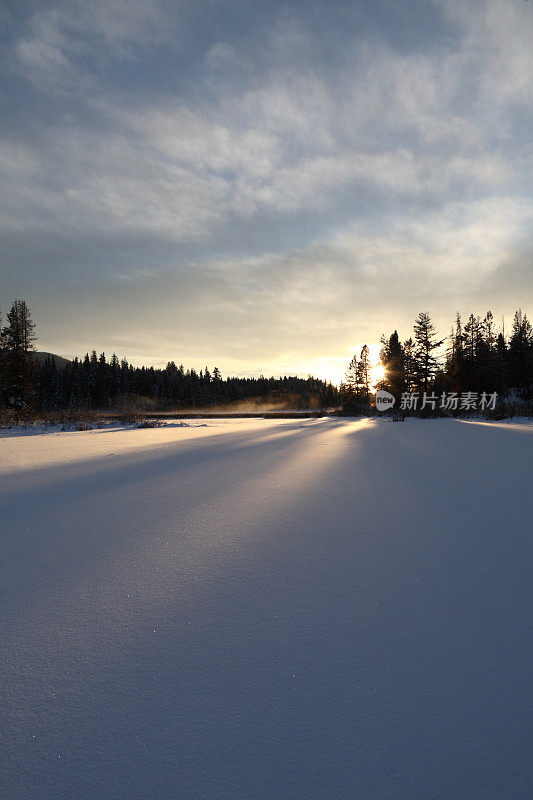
[379,330,405,399]
[344,347,371,407]
[413,312,444,392]
[2,299,36,410]
[358,345,371,403]
[345,354,359,402]
[495,332,508,396]
[0,308,6,403]
[446,313,465,391]
[402,337,416,392]
[463,313,484,389]
[508,309,533,397]
[478,311,498,391]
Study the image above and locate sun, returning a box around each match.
[370,363,386,388]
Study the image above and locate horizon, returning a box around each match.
[33,337,386,385]
[30,307,525,388]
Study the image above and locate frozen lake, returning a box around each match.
[2,418,532,799]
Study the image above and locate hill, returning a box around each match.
[31,351,70,369]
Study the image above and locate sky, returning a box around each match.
[1,0,532,384]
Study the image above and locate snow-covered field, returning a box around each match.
[2,418,532,799]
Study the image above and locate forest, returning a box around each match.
[342,309,532,413]
[0,300,339,415]
[1,299,532,418]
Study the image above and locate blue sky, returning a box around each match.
[1,0,532,382]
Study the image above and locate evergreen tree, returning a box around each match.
[0,308,6,402]
[1,299,36,410]
[446,313,465,391]
[345,354,360,402]
[402,337,416,392]
[379,330,405,399]
[413,312,444,392]
[463,313,484,389]
[477,311,498,391]
[508,309,533,397]
[495,332,508,396]
[358,345,371,403]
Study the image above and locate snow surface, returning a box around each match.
[1,418,532,799]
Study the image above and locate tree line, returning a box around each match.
[0,299,339,415]
[1,299,531,418]
[342,309,533,410]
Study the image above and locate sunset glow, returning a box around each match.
[370,364,386,389]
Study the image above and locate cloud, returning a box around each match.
[1,0,532,379]
[5,1,531,237]
[12,0,185,90]
[437,0,533,107]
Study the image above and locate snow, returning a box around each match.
[2,418,532,799]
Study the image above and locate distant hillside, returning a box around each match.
[32,351,70,370]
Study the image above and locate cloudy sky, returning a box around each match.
[1,0,532,382]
